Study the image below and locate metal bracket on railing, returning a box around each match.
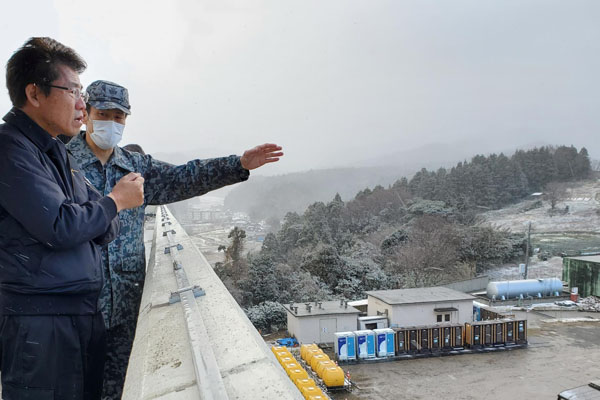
[169,285,205,304]
[164,243,183,254]
[173,260,183,271]
[162,230,176,236]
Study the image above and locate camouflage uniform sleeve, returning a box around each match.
[142,155,250,205]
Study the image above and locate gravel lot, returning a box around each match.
[331,311,600,400]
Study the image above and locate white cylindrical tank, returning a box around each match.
[486,278,563,300]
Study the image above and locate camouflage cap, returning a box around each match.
[86,80,131,115]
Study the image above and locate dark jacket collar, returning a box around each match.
[2,107,57,152]
[66,132,135,172]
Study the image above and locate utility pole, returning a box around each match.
[523,222,531,279]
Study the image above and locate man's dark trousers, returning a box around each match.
[0,313,106,400]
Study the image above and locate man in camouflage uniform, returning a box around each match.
[66,80,283,399]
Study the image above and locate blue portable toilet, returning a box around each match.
[334,332,356,361]
[355,330,376,359]
[473,305,481,321]
[373,328,395,357]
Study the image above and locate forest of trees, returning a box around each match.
[215,145,591,332]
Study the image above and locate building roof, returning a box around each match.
[558,380,600,399]
[283,300,361,317]
[567,255,600,264]
[366,287,475,305]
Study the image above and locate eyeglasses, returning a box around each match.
[40,84,89,103]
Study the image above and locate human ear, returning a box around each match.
[24,83,41,108]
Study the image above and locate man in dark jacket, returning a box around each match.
[0,37,145,400]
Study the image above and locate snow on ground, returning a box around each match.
[486,256,564,281]
[542,317,600,323]
[482,297,600,316]
[480,179,600,233]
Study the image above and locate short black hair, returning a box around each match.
[6,37,87,108]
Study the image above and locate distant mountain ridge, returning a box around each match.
[150,141,593,221]
[359,140,551,169]
[222,141,562,221]
[223,166,411,220]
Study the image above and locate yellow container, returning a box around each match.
[301,385,324,398]
[308,395,327,400]
[310,354,330,371]
[271,345,288,354]
[284,362,300,373]
[304,348,324,365]
[288,367,308,381]
[274,350,292,361]
[279,356,295,366]
[315,360,336,378]
[300,344,319,361]
[322,366,345,387]
[295,377,316,390]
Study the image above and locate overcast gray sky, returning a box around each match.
[1,0,599,174]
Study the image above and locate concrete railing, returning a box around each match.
[123,206,302,399]
[442,275,490,293]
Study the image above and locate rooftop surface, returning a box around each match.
[283,300,361,317]
[366,286,475,305]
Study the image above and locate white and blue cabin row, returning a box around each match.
[334,329,395,360]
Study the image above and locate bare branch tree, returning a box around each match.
[544,182,568,211]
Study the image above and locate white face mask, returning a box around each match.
[89,120,124,150]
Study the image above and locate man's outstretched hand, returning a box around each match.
[240,143,284,170]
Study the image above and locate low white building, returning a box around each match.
[283,300,361,344]
[366,287,475,328]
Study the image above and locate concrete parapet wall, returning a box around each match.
[443,276,490,293]
[123,206,303,399]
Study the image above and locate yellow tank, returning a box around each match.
[300,344,319,361]
[278,356,295,366]
[271,345,288,354]
[301,385,324,398]
[322,366,345,387]
[295,377,315,390]
[315,360,336,378]
[283,362,300,373]
[304,348,324,365]
[274,350,292,361]
[287,367,308,382]
[310,354,330,371]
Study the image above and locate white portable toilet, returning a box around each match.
[355,330,376,359]
[334,332,356,361]
[373,328,395,357]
